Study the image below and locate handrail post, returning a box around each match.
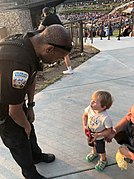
[90,21,93,44]
[118,16,122,40]
[108,21,111,40]
[100,22,103,40]
[79,20,83,53]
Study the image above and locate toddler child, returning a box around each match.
[82,90,113,171]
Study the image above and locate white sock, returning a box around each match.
[67,66,72,71]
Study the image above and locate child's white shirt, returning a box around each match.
[85,105,113,140]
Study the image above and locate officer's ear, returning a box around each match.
[45,44,54,53]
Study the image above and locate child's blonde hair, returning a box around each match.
[92,90,113,109]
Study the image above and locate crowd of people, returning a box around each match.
[60,1,133,38]
[62,0,132,10]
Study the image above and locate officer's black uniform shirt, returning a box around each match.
[0,33,39,106]
[42,13,63,27]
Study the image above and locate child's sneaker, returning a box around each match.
[86,153,98,162]
[95,160,108,171]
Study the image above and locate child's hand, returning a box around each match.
[91,133,98,141]
[83,127,88,136]
[85,129,93,142]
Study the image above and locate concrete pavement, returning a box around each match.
[0,36,134,179]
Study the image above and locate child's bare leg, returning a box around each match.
[99,152,106,161]
[92,146,97,154]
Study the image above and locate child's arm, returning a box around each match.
[82,112,88,135]
[92,128,113,141]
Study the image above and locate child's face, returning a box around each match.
[90,96,106,113]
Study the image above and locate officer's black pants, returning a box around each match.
[1,115,43,179]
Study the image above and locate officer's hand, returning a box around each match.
[24,121,31,139]
[105,130,116,143]
[27,108,35,123]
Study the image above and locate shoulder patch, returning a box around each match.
[12,70,29,89]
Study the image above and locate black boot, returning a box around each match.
[34,153,55,164]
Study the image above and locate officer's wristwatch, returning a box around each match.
[27,102,35,108]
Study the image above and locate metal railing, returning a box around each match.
[63,16,133,51]
[64,19,84,53]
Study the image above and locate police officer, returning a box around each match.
[0,24,72,179]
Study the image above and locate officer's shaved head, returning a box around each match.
[31,24,73,64]
[40,24,72,48]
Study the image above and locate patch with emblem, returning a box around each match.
[12,70,29,89]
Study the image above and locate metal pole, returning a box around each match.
[79,20,83,53]
[132,2,134,37]
[70,23,73,39]
[90,21,93,44]
[100,22,103,40]
[118,16,122,40]
[132,12,134,36]
[108,21,111,40]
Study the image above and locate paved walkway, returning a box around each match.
[0,37,134,179]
